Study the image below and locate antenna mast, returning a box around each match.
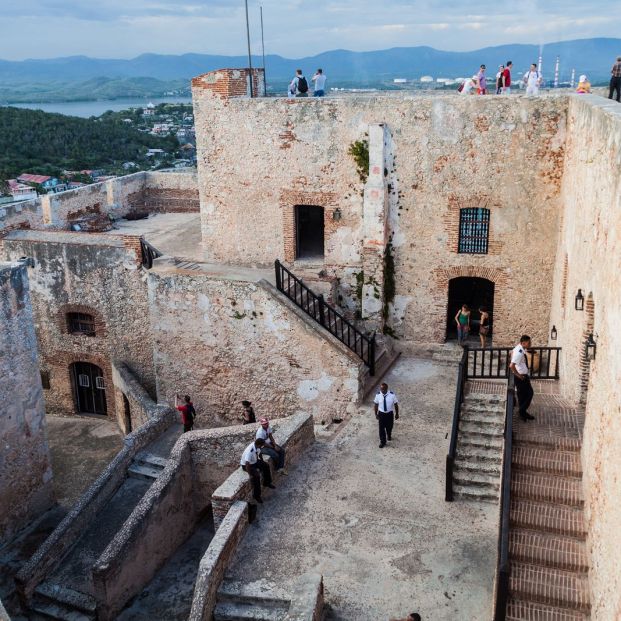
[245,0,254,97]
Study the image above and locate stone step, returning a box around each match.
[509,528,588,571]
[458,420,504,438]
[452,483,499,502]
[509,562,590,612]
[511,472,584,507]
[31,603,95,621]
[34,583,97,615]
[512,446,582,477]
[127,462,161,481]
[513,425,582,452]
[459,435,504,451]
[133,451,168,470]
[453,458,501,476]
[460,410,505,427]
[506,598,589,621]
[213,600,289,621]
[453,470,500,489]
[217,583,290,608]
[510,500,587,538]
[456,445,502,464]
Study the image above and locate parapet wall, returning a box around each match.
[550,95,621,620]
[0,262,53,544]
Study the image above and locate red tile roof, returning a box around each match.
[17,173,52,184]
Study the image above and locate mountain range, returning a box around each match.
[1,37,619,102]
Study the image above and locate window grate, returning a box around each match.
[458,208,490,254]
[67,312,96,336]
[95,377,106,390]
[78,374,90,388]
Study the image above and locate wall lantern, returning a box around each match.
[551,325,557,341]
[332,208,342,222]
[586,334,597,361]
[575,289,584,311]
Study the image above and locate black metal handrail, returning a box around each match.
[493,374,515,621]
[445,347,469,502]
[274,259,376,375]
[140,238,162,269]
[467,346,561,380]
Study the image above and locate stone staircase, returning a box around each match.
[213,581,291,621]
[453,389,505,502]
[506,394,590,620]
[127,451,168,481]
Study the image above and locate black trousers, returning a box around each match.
[609,76,621,102]
[378,411,394,445]
[242,461,272,501]
[515,375,534,417]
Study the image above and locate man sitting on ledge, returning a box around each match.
[240,437,275,504]
[256,417,287,474]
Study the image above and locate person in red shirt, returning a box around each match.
[501,61,513,94]
[175,393,196,432]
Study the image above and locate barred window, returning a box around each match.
[458,208,490,254]
[67,312,96,336]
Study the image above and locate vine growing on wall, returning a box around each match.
[348,139,369,183]
[382,241,397,337]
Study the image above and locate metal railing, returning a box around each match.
[140,238,162,269]
[467,346,561,380]
[445,347,469,502]
[274,259,376,375]
[493,374,515,621]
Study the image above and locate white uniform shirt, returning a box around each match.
[524,70,541,88]
[511,345,529,376]
[462,78,476,94]
[256,425,274,447]
[240,441,259,466]
[313,74,327,90]
[374,390,398,413]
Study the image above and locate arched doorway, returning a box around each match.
[71,362,107,415]
[446,277,495,342]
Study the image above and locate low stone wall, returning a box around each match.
[15,406,176,602]
[188,501,249,621]
[112,361,163,430]
[285,573,324,621]
[142,171,200,213]
[0,200,43,236]
[93,440,195,621]
[211,412,315,528]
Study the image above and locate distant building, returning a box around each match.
[420,76,434,83]
[7,180,37,201]
[393,78,407,84]
[146,148,166,157]
[143,102,156,117]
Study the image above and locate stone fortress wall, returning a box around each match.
[193,77,567,345]
[0,261,53,544]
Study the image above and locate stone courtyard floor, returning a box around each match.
[225,355,497,621]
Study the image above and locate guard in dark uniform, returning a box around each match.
[373,382,400,448]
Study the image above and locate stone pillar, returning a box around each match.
[361,124,389,331]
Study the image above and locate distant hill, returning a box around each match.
[1,37,619,101]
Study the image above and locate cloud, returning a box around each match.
[0,0,619,60]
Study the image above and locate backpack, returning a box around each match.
[297,76,308,93]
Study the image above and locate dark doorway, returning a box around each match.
[446,277,495,341]
[71,362,107,415]
[122,393,132,433]
[295,205,324,259]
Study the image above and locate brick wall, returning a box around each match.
[191,68,265,99]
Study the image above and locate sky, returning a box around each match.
[0,0,619,60]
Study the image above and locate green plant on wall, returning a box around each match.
[348,140,369,183]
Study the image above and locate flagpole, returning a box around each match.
[260,6,267,95]
[245,0,254,97]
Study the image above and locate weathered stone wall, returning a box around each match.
[141,171,200,213]
[0,200,44,237]
[193,90,567,345]
[147,261,363,424]
[549,95,621,620]
[2,231,156,421]
[0,262,53,544]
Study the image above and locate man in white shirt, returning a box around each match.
[373,382,400,448]
[312,68,327,97]
[510,334,535,421]
[256,417,286,472]
[523,64,543,96]
[240,437,275,503]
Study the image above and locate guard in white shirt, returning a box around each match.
[240,438,275,503]
[373,382,400,448]
[256,418,287,472]
[510,334,535,421]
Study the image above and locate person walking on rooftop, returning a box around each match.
[312,68,327,97]
[455,304,471,346]
[241,400,256,425]
[240,437,275,504]
[374,382,399,448]
[477,65,487,94]
[290,69,309,98]
[175,393,196,433]
[510,335,535,422]
[608,56,621,102]
[502,61,513,94]
[256,417,287,473]
[523,63,543,96]
[495,65,504,94]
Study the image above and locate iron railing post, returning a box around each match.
[274,259,281,291]
[369,333,376,376]
[318,294,326,327]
